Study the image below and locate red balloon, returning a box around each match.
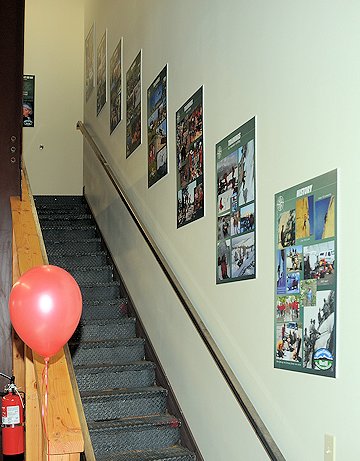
[9,265,82,359]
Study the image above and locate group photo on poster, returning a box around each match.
[176,87,204,228]
[85,23,95,102]
[216,117,256,283]
[126,50,142,157]
[110,39,122,134]
[147,65,168,187]
[274,170,337,377]
[96,31,107,115]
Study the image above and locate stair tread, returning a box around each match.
[96,446,195,461]
[74,361,155,374]
[88,414,180,431]
[70,337,145,347]
[78,317,135,326]
[81,386,167,399]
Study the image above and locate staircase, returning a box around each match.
[34,195,196,461]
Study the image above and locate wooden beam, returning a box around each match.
[11,173,84,459]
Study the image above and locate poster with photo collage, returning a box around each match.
[126,50,142,158]
[274,169,337,377]
[110,39,122,134]
[216,117,256,283]
[176,87,204,228]
[147,65,168,187]
[96,30,107,116]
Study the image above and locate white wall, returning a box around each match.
[24,0,84,195]
[83,1,360,460]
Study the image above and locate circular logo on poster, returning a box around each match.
[313,348,333,371]
[276,195,284,212]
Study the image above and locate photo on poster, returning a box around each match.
[315,195,335,240]
[231,232,255,279]
[96,30,107,115]
[240,202,255,233]
[300,279,317,307]
[217,150,238,214]
[285,246,303,272]
[23,75,35,127]
[276,250,286,294]
[176,87,204,227]
[277,209,295,249]
[238,139,255,206]
[126,50,142,157]
[217,239,231,282]
[110,39,122,134]
[147,65,168,187]
[275,169,337,377]
[85,23,95,102]
[276,295,300,322]
[177,178,204,228]
[218,213,231,240]
[275,320,302,366]
[216,117,256,283]
[296,195,314,240]
[303,290,335,372]
[231,210,240,236]
[286,272,300,294]
[303,241,335,287]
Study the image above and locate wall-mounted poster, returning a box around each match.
[274,169,337,378]
[85,23,95,102]
[216,117,256,283]
[96,30,107,115]
[147,65,168,187]
[23,75,35,127]
[176,87,204,228]
[126,50,142,157]
[110,39,122,134]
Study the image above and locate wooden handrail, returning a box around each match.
[10,172,84,460]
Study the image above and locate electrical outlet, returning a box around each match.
[324,434,335,461]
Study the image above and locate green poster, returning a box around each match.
[274,170,337,377]
[23,75,35,127]
[215,117,256,283]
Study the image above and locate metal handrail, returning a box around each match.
[77,120,285,461]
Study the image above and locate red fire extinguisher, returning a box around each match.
[1,374,25,460]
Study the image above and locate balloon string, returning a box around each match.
[41,357,50,461]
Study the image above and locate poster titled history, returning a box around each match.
[147,65,168,187]
[96,30,107,116]
[274,170,337,377]
[126,50,142,157]
[176,87,204,228]
[216,117,256,283]
[110,39,122,134]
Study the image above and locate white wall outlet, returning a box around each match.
[324,434,335,461]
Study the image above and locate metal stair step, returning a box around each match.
[80,281,121,300]
[96,447,196,461]
[42,225,97,241]
[74,361,156,392]
[69,338,145,367]
[47,251,108,268]
[81,386,167,422]
[34,195,85,208]
[72,317,136,342]
[88,415,181,456]
[68,265,114,284]
[39,217,94,227]
[82,298,128,320]
[45,238,103,255]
